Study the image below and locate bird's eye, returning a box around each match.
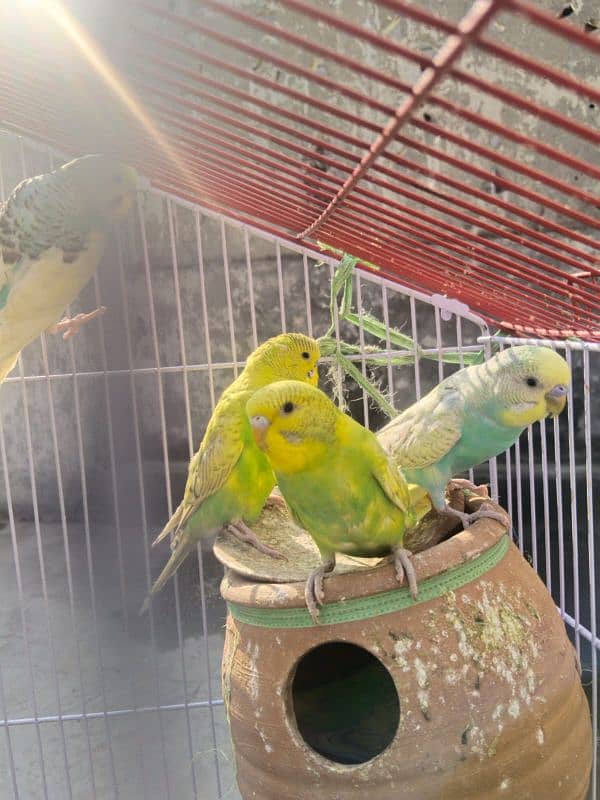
[301,351,310,360]
[526,377,538,387]
[282,401,294,414]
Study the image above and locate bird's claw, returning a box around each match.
[443,503,507,530]
[49,306,106,340]
[393,547,418,600]
[305,558,335,624]
[225,521,287,560]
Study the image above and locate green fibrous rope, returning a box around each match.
[316,248,494,419]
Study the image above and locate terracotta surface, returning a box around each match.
[214,483,470,585]
[220,503,593,800]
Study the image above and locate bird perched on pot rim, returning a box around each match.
[247,380,429,622]
[0,154,139,383]
[377,346,570,528]
[142,334,320,612]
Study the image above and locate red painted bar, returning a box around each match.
[135,3,600,184]
[342,193,600,306]
[316,223,580,331]
[1,0,598,338]
[300,0,510,237]
[274,0,600,141]
[128,30,382,133]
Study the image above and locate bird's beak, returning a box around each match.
[307,367,318,385]
[545,384,568,416]
[250,415,271,449]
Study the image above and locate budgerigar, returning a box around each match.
[377,345,571,528]
[247,380,429,622]
[0,154,138,382]
[142,334,320,611]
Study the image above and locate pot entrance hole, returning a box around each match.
[291,642,400,765]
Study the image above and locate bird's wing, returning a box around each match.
[0,173,88,277]
[371,451,412,514]
[0,189,26,307]
[343,415,413,514]
[378,386,465,470]
[152,390,250,545]
[187,392,251,504]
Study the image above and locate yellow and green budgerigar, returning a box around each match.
[0,154,139,382]
[142,334,320,611]
[247,380,429,622]
[377,345,571,528]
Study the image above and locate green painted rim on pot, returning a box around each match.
[227,534,510,629]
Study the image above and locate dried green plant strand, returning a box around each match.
[344,310,419,351]
[319,253,492,422]
[326,253,358,337]
[337,352,397,419]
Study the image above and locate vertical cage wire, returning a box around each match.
[192,208,223,797]
[354,274,371,429]
[115,226,172,798]
[165,196,200,799]
[481,334,599,800]
[0,141,597,798]
[583,347,598,799]
[0,144,52,800]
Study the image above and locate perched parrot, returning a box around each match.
[0,154,139,382]
[142,333,320,611]
[377,345,571,528]
[247,380,429,622]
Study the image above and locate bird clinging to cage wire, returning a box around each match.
[0,154,139,383]
[247,380,430,623]
[377,345,571,530]
[141,333,321,613]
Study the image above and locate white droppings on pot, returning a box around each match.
[414,657,429,689]
[536,727,545,746]
[508,699,520,719]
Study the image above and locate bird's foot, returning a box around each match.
[265,490,287,511]
[442,503,507,530]
[446,478,490,499]
[393,547,418,600]
[305,557,336,624]
[225,520,287,560]
[49,306,106,340]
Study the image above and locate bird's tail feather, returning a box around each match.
[407,483,432,528]
[0,353,20,385]
[140,529,194,614]
[152,500,192,547]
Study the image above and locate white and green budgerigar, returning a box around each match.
[378,345,571,528]
[0,154,138,382]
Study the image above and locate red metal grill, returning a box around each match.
[0,0,599,339]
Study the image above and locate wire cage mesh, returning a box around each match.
[0,134,598,799]
[0,0,599,797]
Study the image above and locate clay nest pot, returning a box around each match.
[215,493,592,800]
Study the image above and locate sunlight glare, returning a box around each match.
[38,0,196,191]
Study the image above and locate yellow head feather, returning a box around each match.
[243,333,320,390]
[490,346,571,428]
[60,154,139,225]
[247,380,336,474]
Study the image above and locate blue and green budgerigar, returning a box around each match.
[378,345,571,528]
[142,334,321,611]
[247,380,429,622]
[0,154,138,382]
